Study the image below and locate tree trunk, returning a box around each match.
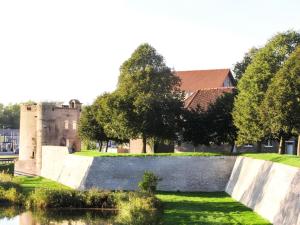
[278,136,285,154]
[142,136,147,153]
[99,141,103,152]
[297,135,300,156]
[256,141,262,153]
[105,141,109,152]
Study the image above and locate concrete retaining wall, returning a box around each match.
[226,156,300,225]
[41,146,236,191]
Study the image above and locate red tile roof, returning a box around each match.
[185,87,235,110]
[176,69,233,93]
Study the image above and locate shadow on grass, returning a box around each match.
[156,192,271,225]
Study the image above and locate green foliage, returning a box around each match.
[182,107,210,146]
[0,163,14,174]
[261,47,300,138]
[233,30,300,145]
[206,92,237,148]
[0,103,20,129]
[233,47,258,81]
[182,92,237,149]
[78,104,108,150]
[0,173,24,204]
[138,171,161,193]
[112,43,184,151]
[115,191,161,225]
[94,92,129,143]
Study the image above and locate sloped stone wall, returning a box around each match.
[226,157,300,225]
[41,146,235,191]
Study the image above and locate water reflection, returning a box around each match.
[0,207,116,225]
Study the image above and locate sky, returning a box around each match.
[0,0,299,105]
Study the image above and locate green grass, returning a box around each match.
[156,192,270,225]
[75,150,227,157]
[242,153,300,168]
[14,176,70,194]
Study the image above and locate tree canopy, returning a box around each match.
[114,43,184,152]
[261,47,300,144]
[78,104,107,151]
[233,47,258,81]
[233,31,300,147]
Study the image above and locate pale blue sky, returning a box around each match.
[0,0,299,105]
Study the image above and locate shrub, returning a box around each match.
[84,188,115,208]
[27,189,85,208]
[0,164,14,175]
[0,187,24,204]
[115,192,161,225]
[138,171,161,194]
[27,188,117,209]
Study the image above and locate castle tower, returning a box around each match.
[16,100,82,175]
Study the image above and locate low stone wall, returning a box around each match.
[226,156,300,225]
[41,146,236,191]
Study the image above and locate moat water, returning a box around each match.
[0,207,117,225]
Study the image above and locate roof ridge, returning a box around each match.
[176,68,230,73]
[195,87,235,91]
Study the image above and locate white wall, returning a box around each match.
[226,156,300,225]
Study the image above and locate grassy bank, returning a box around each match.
[242,153,300,168]
[75,150,227,157]
[156,192,270,225]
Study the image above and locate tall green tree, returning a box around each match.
[116,43,184,153]
[78,105,108,151]
[233,47,258,81]
[233,31,300,150]
[261,47,300,154]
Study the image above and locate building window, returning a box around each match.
[72,121,77,130]
[27,106,31,111]
[64,120,69,130]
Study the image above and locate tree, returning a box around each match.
[233,31,300,150]
[261,47,300,154]
[0,104,20,129]
[206,91,237,151]
[182,91,237,151]
[78,105,108,151]
[94,92,129,144]
[233,47,258,81]
[115,43,184,153]
[181,106,210,147]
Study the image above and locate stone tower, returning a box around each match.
[16,99,82,175]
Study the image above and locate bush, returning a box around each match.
[115,192,161,225]
[0,164,14,175]
[27,188,117,209]
[84,188,115,208]
[27,189,86,208]
[138,171,161,194]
